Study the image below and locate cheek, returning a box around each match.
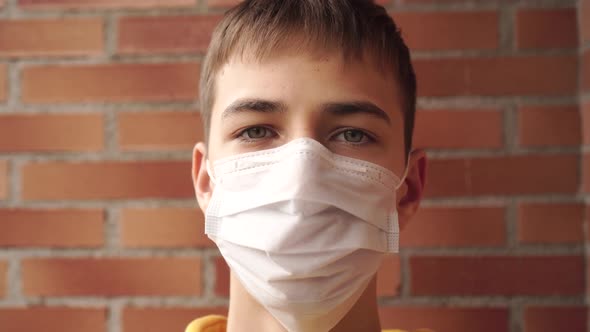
[385,124,407,176]
[358,135,406,178]
[205,109,231,160]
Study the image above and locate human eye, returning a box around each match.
[332,128,375,145]
[236,126,277,142]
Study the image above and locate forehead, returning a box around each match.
[212,51,403,118]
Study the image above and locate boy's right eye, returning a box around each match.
[238,126,275,141]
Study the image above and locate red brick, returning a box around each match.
[0,18,103,57]
[415,55,577,97]
[0,161,7,200]
[21,63,200,104]
[583,102,590,145]
[524,306,586,332]
[118,111,202,151]
[21,161,193,200]
[0,261,6,298]
[215,256,229,297]
[379,307,508,332]
[425,155,579,198]
[414,109,503,149]
[518,105,581,147]
[0,307,106,332]
[118,16,221,54]
[377,256,400,297]
[0,209,104,247]
[0,64,6,101]
[124,307,227,332]
[583,50,590,93]
[22,257,201,296]
[584,154,590,193]
[516,9,578,49]
[410,256,584,296]
[19,0,194,9]
[582,0,590,43]
[0,113,103,152]
[393,11,498,51]
[401,207,505,247]
[120,207,214,248]
[518,203,584,244]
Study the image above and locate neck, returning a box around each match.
[226,272,382,332]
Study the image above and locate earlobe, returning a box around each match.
[192,142,213,212]
[397,149,427,231]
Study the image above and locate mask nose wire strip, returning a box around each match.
[208,145,410,189]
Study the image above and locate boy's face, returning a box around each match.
[193,52,426,228]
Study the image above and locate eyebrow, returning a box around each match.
[322,101,391,125]
[221,98,391,125]
[222,98,287,119]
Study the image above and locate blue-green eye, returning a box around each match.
[335,129,370,144]
[240,126,273,140]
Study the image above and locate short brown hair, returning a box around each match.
[200,0,417,154]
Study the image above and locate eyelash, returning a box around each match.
[234,126,376,145]
[335,128,376,145]
[235,126,277,143]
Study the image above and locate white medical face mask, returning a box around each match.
[205,138,406,332]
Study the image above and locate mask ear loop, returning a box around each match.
[387,152,412,252]
[206,159,218,186]
[394,153,412,190]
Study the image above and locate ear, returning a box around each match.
[396,149,427,231]
[192,142,213,212]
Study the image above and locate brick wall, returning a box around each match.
[582,0,590,330]
[0,0,587,331]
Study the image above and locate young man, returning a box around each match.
[189,0,427,331]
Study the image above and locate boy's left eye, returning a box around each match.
[238,126,275,141]
[334,129,370,144]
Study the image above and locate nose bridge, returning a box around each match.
[290,127,319,141]
[286,108,323,142]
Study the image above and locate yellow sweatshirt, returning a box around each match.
[185,315,434,332]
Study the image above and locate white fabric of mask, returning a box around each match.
[205,138,404,332]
